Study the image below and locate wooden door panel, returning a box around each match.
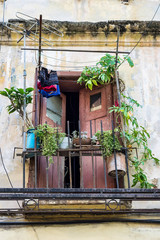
[37,92,66,188]
[79,84,116,188]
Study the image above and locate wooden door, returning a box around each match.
[37,93,66,188]
[79,84,116,188]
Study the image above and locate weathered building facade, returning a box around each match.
[0,0,160,239]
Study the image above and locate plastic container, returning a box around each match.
[26,129,40,149]
[59,137,72,149]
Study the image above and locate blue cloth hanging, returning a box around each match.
[39,84,60,98]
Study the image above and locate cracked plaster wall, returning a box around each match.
[0,0,160,22]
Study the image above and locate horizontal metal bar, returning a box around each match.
[1,188,160,194]
[1,193,160,200]
[1,209,160,215]
[21,48,130,54]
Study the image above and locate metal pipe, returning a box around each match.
[46,157,49,189]
[1,219,160,226]
[112,120,119,188]
[23,33,26,152]
[125,148,130,189]
[100,120,107,188]
[21,48,130,54]
[1,188,160,193]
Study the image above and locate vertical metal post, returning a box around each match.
[78,120,83,188]
[34,15,42,188]
[56,124,60,188]
[23,154,25,188]
[125,148,130,188]
[67,121,70,148]
[67,121,72,188]
[46,157,49,189]
[22,33,27,188]
[115,27,121,107]
[101,120,107,188]
[90,120,95,188]
[112,120,119,188]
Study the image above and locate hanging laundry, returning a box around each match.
[39,67,59,87]
[39,85,61,98]
[37,80,57,92]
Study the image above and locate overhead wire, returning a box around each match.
[41,53,99,64]
[42,62,96,69]
[118,2,160,68]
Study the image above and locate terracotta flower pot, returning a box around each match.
[107,152,126,177]
[73,138,91,145]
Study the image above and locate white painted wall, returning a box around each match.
[0,0,160,22]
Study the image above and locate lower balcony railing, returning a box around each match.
[1,147,160,215]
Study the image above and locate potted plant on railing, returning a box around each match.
[109,94,160,188]
[34,123,65,163]
[0,87,37,149]
[72,130,91,146]
[95,129,126,177]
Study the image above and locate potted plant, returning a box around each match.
[72,130,91,145]
[34,123,65,163]
[0,86,34,129]
[95,129,126,177]
[109,94,160,188]
[77,53,134,90]
[0,87,37,149]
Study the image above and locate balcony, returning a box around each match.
[1,144,160,217]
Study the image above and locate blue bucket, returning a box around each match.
[26,129,40,149]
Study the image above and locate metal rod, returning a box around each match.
[125,148,130,189]
[115,27,121,107]
[100,120,107,188]
[38,15,42,72]
[2,188,160,194]
[1,193,160,200]
[46,157,49,189]
[78,120,83,188]
[57,151,60,188]
[21,48,130,54]
[23,33,26,152]
[112,120,119,188]
[67,121,70,148]
[90,120,95,188]
[34,153,37,188]
[23,154,25,188]
[69,151,72,188]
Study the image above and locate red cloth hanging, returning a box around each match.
[37,81,57,92]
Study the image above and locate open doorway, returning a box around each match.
[64,92,80,188]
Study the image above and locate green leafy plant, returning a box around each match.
[109,94,159,188]
[0,86,34,128]
[77,54,134,90]
[95,129,122,157]
[34,123,65,163]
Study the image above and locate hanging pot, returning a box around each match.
[107,152,126,177]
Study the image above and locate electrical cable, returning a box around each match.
[41,53,100,64]
[0,148,21,209]
[118,2,160,68]
[42,62,95,69]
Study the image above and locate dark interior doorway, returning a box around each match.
[64,92,80,188]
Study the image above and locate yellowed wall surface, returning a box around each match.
[0,1,160,235]
[0,0,160,22]
[0,222,160,240]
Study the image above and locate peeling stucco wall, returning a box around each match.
[0,1,160,236]
[0,0,160,22]
[1,220,160,240]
